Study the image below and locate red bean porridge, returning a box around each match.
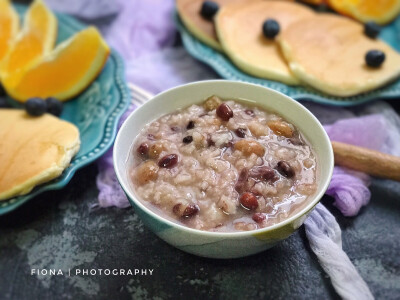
[129,96,317,232]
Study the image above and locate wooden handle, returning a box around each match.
[331,141,400,181]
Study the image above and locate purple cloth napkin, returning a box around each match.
[323,115,385,216]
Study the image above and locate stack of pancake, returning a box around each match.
[177,0,400,97]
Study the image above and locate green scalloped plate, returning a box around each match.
[0,5,131,215]
[175,13,400,107]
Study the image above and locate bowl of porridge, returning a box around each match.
[114,80,333,259]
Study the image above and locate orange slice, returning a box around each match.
[0,0,19,63]
[351,0,400,24]
[328,0,400,24]
[0,0,57,81]
[3,27,110,102]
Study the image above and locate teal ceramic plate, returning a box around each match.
[175,13,400,107]
[0,5,130,215]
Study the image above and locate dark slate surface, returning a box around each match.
[0,162,399,300]
[1,1,399,299]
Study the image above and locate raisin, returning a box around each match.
[235,128,246,138]
[187,121,195,129]
[183,136,193,144]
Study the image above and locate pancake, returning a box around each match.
[215,0,315,85]
[278,13,400,96]
[176,0,250,51]
[0,110,80,200]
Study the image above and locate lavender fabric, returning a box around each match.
[307,104,400,216]
[106,0,176,61]
[326,167,371,217]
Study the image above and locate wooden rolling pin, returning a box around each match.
[332,141,400,181]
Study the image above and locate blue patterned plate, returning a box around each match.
[0,5,130,215]
[175,13,400,106]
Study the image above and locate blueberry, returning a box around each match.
[45,97,63,116]
[365,50,385,68]
[25,98,47,116]
[262,19,280,39]
[364,22,381,39]
[200,1,219,20]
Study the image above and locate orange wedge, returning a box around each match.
[328,0,400,24]
[3,27,110,102]
[0,0,57,81]
[0,0,19,63]
[350,0,400,24]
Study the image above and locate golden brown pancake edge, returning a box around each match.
[0,109,80,200]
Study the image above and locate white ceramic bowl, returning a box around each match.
[114,80,333,259]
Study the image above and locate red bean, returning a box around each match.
[252,213,266,223]
[249,166,276,181]
[216,103,233,121]
[137,143,149,156]
[235,128,246,138]
[183,204,200,217]
[173,203,199,217]
[276,161,295,178]
[158,154,178,168]
[240,192,258,210]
